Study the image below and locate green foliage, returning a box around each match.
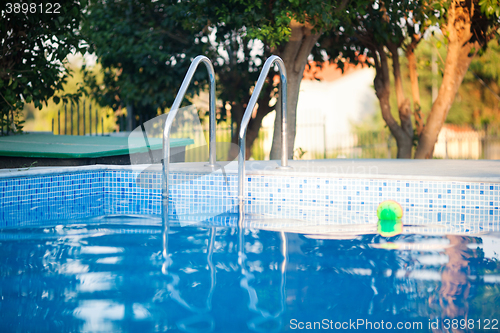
[81,0,210,119]
[214,0,346,48]
[22,60,117,134]
[354,35,500,132]
[314,0,435,70]
[81,0,356,162]
[314,0,500,158]
[469,39,500,86]
[82,0,349,110]
[479,0,500,18]
[453,39,500,130]
[0,0,87,135]
[293,147,307,160]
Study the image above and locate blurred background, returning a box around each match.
[2,0,500,161]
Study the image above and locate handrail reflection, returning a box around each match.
[162,214,217,332]
[239,229,288,332]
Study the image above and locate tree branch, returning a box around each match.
[406,40,423,136]
[0,91,14,109]
[335,0,350,14]
[155,29,191,45]
[374,47,398,131]
[282,19,305,67]
[294,32,320,72]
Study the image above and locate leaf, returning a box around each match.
[53,96,61,104]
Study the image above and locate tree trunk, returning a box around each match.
[245,112,268,159]
[414,1,480,159]
[372,46,413,158]
[439,236,471,318]
[227,82,274,160]
[228,117,268,161]
[227,103,244,160]
[270,20,320,160]
[126,104,134,132]
[406,40,424,136]
[388,42,413,158]
[227,116,267,160]
[414,47,475,158]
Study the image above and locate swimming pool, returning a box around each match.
[2,160,499,228]
[0,160,499,332]
[1,216,499,332]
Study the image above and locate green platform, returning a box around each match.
[0,133,194,168]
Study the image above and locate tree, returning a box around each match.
[81,0,210,128]
[457,39,500,130]
[82,0,273,159]
[0,0,87,135]
[415,0,500,158]
[214,0,349,159]
[83,0,350,160]
[209,28,275,160]
[320,0,499,158]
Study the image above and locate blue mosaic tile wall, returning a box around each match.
[104,170,161,215]
[0,172,104,227]
[1,168,499,232]
[245,176,500,233]
[104,171,238,216]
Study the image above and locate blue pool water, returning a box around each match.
[0,216,499,332]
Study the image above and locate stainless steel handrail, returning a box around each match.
[162,55,216,213]
[238,55,291,209]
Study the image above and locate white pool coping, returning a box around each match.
[1,159,499,183]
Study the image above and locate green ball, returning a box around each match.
[377,200,403,220]
[377,219,403,237]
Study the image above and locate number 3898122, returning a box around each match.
[5,3,61,14]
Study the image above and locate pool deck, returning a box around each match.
[1,159,499,183]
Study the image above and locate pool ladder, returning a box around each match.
[162,55,217,213]
[237,55,291,217]
[162,55,292,218]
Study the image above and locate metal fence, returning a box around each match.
[206,125,498,161]
[294,127,398,160]
[52,101,106,136]
[433,128,500,159]
[166,124,398,162]
[50,104,500,160]
[148,124,500,161]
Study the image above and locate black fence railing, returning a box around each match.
[49,104,500,160]
[156,125,500,161]
[52,101,105,136]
